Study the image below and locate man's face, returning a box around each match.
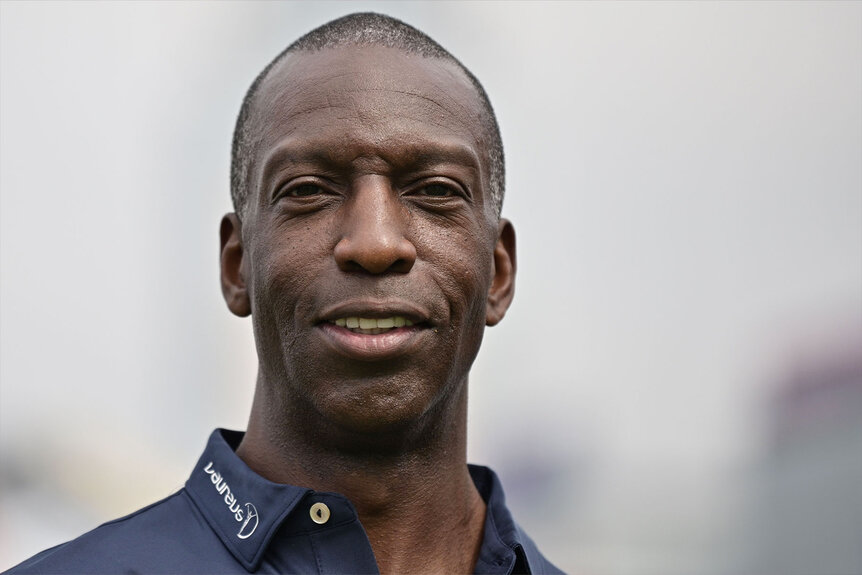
[221,46,515,438]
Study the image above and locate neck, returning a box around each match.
[236,372,486,575]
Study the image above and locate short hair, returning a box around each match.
[230,12,505,220]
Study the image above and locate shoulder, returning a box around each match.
[4,489,242,575]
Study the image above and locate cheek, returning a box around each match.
[247,227,327,331]
[425,229,494,326]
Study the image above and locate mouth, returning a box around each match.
[329,316,415,335]
[316,304,431,361]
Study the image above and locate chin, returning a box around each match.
[326,387,432,431]
[311,378,456,452]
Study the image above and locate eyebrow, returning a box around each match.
[259,139,482,188]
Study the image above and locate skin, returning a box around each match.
[219,45,516,575]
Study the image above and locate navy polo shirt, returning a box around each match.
[6,429,563,574]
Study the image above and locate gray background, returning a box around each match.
[2,2,861,574]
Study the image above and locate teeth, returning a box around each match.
[331,316,415,331]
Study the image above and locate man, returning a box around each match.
[7,13,562,575]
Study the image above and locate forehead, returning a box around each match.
[249,45,488,177]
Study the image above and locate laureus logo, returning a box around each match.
[238,503,259,540]
[203,462,259,539]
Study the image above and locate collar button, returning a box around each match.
[310,501,331,525]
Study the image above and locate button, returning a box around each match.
[309,502,330,524]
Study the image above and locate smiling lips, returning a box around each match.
[330,316,415,335]
[318,313,427,361]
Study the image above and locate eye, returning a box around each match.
[418,183,458,197]
[286,183,324,197]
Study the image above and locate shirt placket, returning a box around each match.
[265,492,380,575]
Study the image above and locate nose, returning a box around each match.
[333,176,417,274]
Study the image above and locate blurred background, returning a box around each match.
[1,2,860,574]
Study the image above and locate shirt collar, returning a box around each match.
[470,464,532,574]
[185,429,310,571]
[186,429,535,573]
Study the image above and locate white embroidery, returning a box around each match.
[238,503,259,539]
[203,462,260,539]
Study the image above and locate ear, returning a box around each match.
[220,213,251,317]
[486,219,516,326]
